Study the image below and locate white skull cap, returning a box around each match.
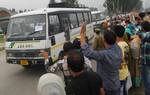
[37,73,66,95]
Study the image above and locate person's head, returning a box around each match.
[125,20,131,25]
[136,32,142,40]
[67,50,85,73]
[115,21,120,25]
[114,25,125,38]
[144,15,150,23]
[73,38,81,50]
[135,17,141,24]
[135,17,139,21]
[139,12,146,20]
[126,32,131,41]
[94,28,101,35]
[104,31,117,47]
[37,73,66,95]
[102,21,108,29]
[63,42,74,54]
[141,21,150,32]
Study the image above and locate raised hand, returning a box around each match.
[80,23,86,45]
[39,50,49,60]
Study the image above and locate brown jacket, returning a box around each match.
[92,34,105,51]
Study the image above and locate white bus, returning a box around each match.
[5,8,94,68]
[92,11,106,26]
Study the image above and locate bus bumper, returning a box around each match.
[6,57,52,66]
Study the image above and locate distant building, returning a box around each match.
[0,7,11,34]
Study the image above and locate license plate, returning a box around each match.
[20,60,28,65]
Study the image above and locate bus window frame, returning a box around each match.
[58,13,70,32]
[83,12,90,24]
[77,12,84,25]
[47,10,91,36]
[48,13,61,36]
[68,12,79,29]
[88,12,92,23]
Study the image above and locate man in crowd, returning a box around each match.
[114,25,130,95]
[101,21,109,33]
[139,12,146,23]
[140,21,150,95]
[67,50,105,95]
[80,24,122,95]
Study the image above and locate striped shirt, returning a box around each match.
[141,32,150,66]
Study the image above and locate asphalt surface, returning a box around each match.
[0,50,144,95]
[0,50,46,95]
[0,50,97,95]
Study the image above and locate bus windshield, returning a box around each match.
[92,13,105,22]
[7,14,46,41]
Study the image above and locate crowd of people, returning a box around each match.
[38,12,150,95]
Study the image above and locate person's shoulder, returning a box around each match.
[145,32,150,37]
[118,41,129,49]
[58,50,65,59]
[85,71,103,85]
[118,41,128,47]
[142,32,150,42]
[84,71,101,79]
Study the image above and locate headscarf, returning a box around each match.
[37,73,66,95]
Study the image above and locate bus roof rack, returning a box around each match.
[48,2,88,8]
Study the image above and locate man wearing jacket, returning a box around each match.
[80,23,122,95]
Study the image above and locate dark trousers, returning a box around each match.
[120,78,127,95]
[105,89,120,95]
[141,65,150,95]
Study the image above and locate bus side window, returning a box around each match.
[92,14,96,22]
[59,14,70,41]
[69,13,78,29]
[83,12,90,24]
[88,12,92,23]
[48,15,60,36]
[77,12,84,25]
[59,14,70,31]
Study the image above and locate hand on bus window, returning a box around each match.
[80,23,86,46]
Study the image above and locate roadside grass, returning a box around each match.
[0,48,3,51]
[0,35,4,43]
[0,35,4,51]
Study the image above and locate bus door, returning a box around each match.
[48,14,66,61]
[59,14,70,41]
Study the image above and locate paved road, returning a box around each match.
[0,50,46,95]
[0,50,97,95]
[0,50,144,95]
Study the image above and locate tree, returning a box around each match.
[49,0,55,4]
[49,0,78,8]
[65,0,78,7]
[103,0,143,15]
[19,10,23,13]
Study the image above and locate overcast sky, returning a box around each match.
[0,0,105,11]
[0,0,149,11]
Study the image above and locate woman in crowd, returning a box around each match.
[130,33,142,87]
[92,28,105,51]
